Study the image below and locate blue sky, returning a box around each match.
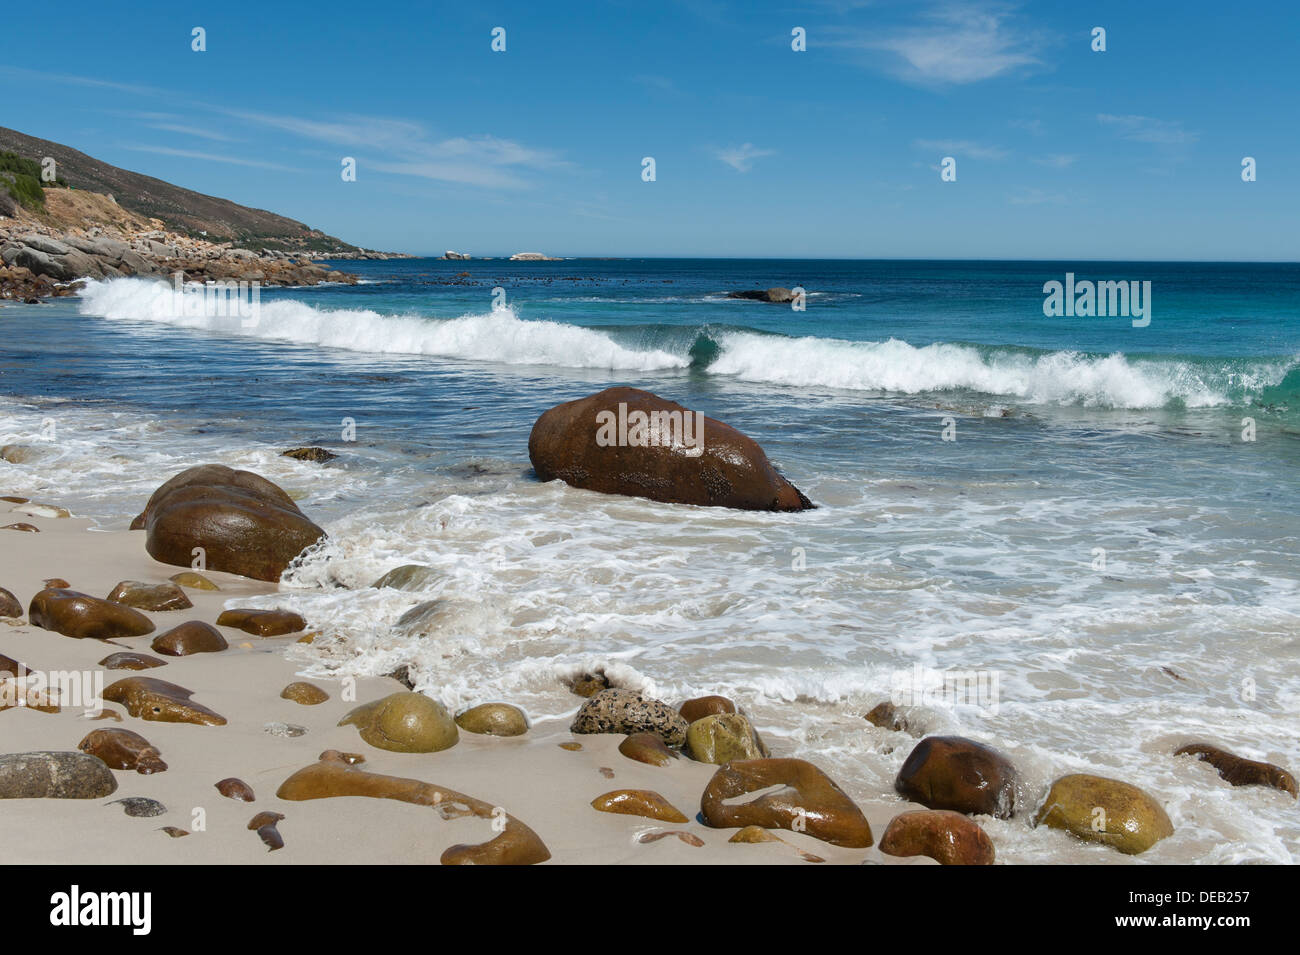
[3,0,1297,259]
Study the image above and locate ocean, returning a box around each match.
[2,257,1298,863]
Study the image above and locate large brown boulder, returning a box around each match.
[895,736,1021,819]
[132,465,325,582]
[528,387,812,511]
[28,588,155,639]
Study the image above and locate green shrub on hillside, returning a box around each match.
[0,151,69,210]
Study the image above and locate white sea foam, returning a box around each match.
[76,277,688,372]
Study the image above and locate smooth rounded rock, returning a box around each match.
[371,565,439,591]
[685,712,769,764]
[106,580,193,612]
[28,588,155,639]
[151,621,228,656]
[895,736,1020,818]
[77,728,167,774]
[281,682,329,705]
[169,571,219,591]
[864,701,909,732]
[679,694,736,723]
[133,464,326,582]
[570,688,689,746]
[529,386,813,511]
[0,587,21,618]
[700,757,873,848]
[455,702,528,737]
[339,692,458,753]
[1034,773,1174,855]
[216,778,255,801]
[618,732,678,767]
[879,809,995,865]
[99,652,167,671]
[216,608,306,636]
[591,789,689,823]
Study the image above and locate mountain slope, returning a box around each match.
[0,126,359,254]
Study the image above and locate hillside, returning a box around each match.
[0,126,361,255]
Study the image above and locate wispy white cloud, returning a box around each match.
[1097,114,1197,145]
[145,123,237,142]
[914,138,1009,160]
[839,3,1044,85]
[119,144,300,172]
[712,143,775,172]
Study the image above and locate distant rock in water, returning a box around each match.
[509,251,560,261]
[727,287,795,303]
[529,386,813,511]
[442,250,471,260]
[131,464,325,582]
[282,447,337,463]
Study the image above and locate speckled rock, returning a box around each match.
[28,588,155,639]
[106,580,193,612]
[109,796,166,817]
[591,789,689,823]
[281,682,329,705]
[879,809,995,865]
[1034,773,1174,855]
[700,758,873,848]
[685,712,769,764]
[679,694,735,723]
[216,608,306,636]
[339,691,458,753]
[0,751,118,799]
[1175,743,1297,797]
[151,621,228,656]
[570,689,689,746]
[618,732,678,767]
[895,736,1020,818]
[455,702,528,737]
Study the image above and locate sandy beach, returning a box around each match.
[2,509,937,865]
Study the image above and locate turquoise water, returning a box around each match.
[1,258,1297,863]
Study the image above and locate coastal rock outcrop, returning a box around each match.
[570,688,689,746]
[726,287,796,303]
[132,465,325,582]
[700,758,874,847]
[894,736,1020,818]
[1034,773,1174,855]
[529,387,813,511]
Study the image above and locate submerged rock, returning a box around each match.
[103,677,227,726]
[216,608,306,636]
[151,621,228,656]
[528,387,813,511]
[879,810,995,865]
[282,446,336,463]
[567,671,611,698]
[455,702,528,737]
[570,688,689,746]
[894,736,1020,819]
[77,729,167,774]
[105,580,192,612]
[0,751,118,799]
[864,701,909,732]
[340,691,458,753]
[28,588,155,639]
[132,464,325,582]
[371,564,439,591]
[700,758,873,848]
[1174,743,1296,797]
[276,750,550,865]
[1034,773,1174,855]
